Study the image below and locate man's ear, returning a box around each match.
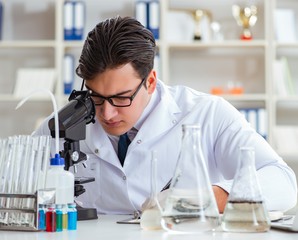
[146,70,157,94]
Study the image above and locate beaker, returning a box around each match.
[221,147,270,232]
[160,124,220,233]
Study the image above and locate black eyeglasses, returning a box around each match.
[84,77,146,107]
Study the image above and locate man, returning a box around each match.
[34,16,297,215]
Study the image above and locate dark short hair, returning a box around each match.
[76,16,156,81]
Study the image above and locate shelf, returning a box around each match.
[220,94,267,101]
[0,94,53,102]
[0,41,56,48]
[274,96,298,102]
[63,41,85,49]
[275,42,298,48]
[167,40,267,49]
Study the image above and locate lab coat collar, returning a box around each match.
[134,80,182,141]
[133,84,158,131]
[84,80,184,170]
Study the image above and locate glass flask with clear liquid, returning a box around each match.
[160,124,220,233]
[221,147,270,232]
[140,151,162,230]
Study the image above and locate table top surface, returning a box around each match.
[1,214,298,240]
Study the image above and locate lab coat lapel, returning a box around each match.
[85,121,122,169]
[136,85,182,141]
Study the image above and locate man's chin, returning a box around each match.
[103,127,127,136]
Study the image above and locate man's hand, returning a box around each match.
[141,186,229,213]
[212,185,229,213]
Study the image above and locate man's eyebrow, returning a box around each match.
[85,85,132,97]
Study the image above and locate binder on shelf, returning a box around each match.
[63,54,75,95]
[148,0,159,39]
[135,0,160,40]
[64,1,85,41]
[238,108,267,139]
[257,108,267,139]
[73,1,85,40]
[0,1,3,40]
[135,0,147,28]
[64,1,73,40]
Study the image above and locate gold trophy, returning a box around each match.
[232,5,257,40]
[193,9,212,41]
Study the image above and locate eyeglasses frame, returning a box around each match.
[81,77,147,107]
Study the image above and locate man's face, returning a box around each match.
[85,63,157,136]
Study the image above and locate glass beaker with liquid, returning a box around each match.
[221,147,270,232]
[160,124,220,233]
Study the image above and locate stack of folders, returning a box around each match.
[64,1,85,40]
[64,54,75,95]
[0,1,3,40]
[135,0,159,39]
[239,108,267,139]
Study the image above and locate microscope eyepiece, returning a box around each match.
[48,89,95,141]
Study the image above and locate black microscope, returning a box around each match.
[48,89,98,220]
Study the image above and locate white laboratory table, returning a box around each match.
[1,215,298,240]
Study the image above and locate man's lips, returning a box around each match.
[103,120,122,127]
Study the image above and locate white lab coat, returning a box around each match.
[34,80,297,214]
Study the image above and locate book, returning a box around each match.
[73,1,85,40]
[273,59,289,96]
[281,57,295,95]
[135,0,160,39]
[273,57,295,96]
[63,54,75,95]
[166,11,195,42]
[238,108,267,139]
[14,68,56,98]
[64,1,73,40]
[148,0,159,39]
[64,1,85,40]
[135,0,147,28]
[275,9,297,43]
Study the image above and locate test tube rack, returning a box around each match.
[0,189,55,231]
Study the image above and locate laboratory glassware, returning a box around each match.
[221,147,270,232]
[160,124,220,233]
[140,151,162,230]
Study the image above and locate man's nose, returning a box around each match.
[99,101,118,120]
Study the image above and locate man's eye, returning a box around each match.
[114,97,128,102]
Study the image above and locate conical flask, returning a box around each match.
[221,147,270,232]
[160,124,220,233]
[140,151,162,230]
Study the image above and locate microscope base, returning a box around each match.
[77,206,98,221]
